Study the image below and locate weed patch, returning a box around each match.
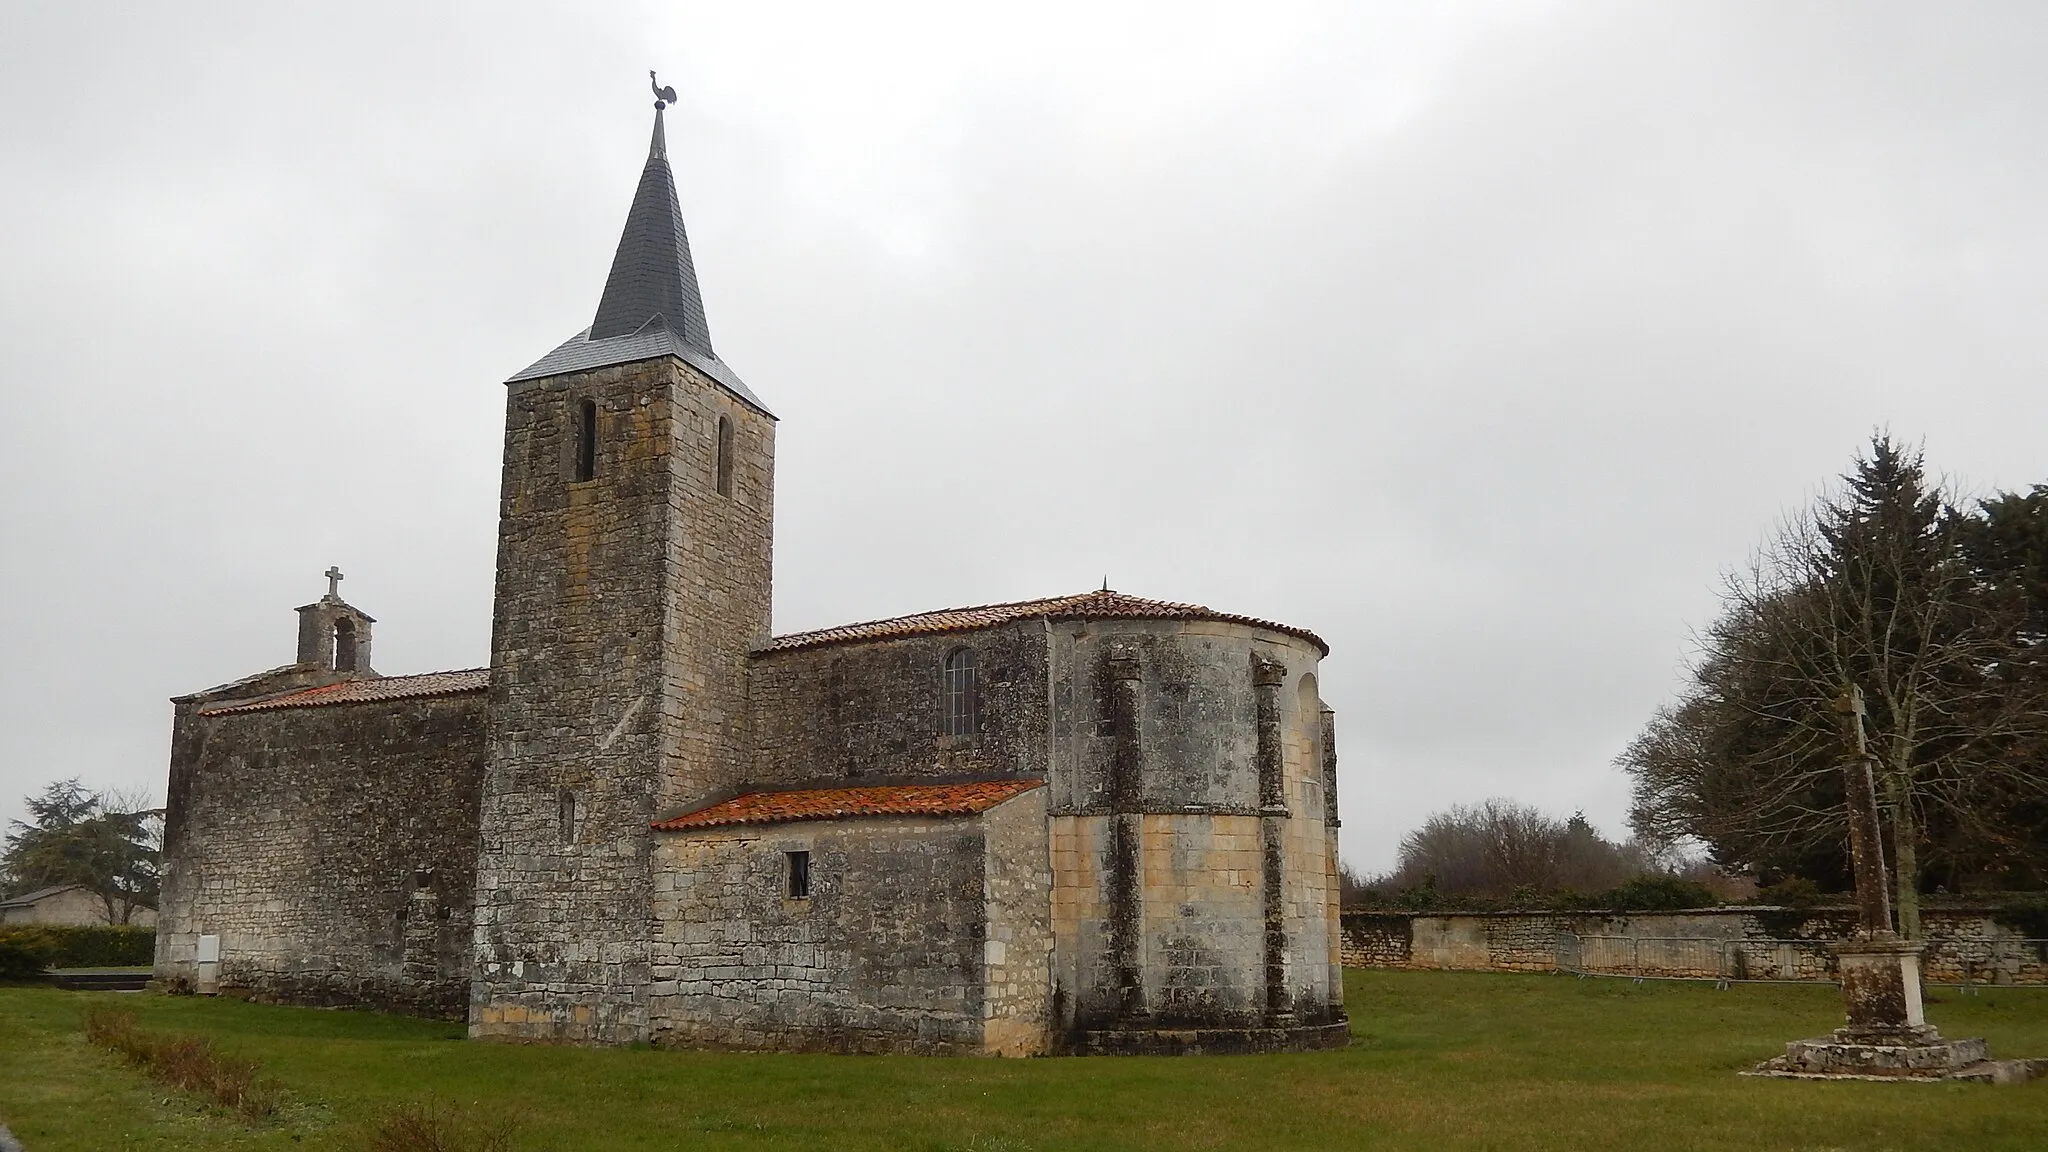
[367,1100,516,1152]
[82,1005,282,1119]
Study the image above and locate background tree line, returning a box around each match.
[1,778,161,925]
[1341,797,1739,911]
[1621,435,2048,936]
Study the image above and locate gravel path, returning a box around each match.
[0,1121,22,1152]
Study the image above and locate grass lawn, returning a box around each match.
[1,970,2045,1151]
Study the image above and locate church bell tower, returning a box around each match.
[470,82,776,1044]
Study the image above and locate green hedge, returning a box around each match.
[0,934,49,980]
[1348,875,1723,914]
[0,925,156,970]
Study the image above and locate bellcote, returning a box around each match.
[295,567,376,675]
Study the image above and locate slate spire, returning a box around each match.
[508,89,767,414]
[588,103,715,354]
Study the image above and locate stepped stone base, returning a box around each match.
[1748,1025,2045,1083]
[50,970,151,992]
[1748,934,2047,1083]
[1078,1019,1351,1055]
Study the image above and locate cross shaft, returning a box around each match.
[1834,685,1894,937]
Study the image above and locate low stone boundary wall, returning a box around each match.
[1341,907,2048,985]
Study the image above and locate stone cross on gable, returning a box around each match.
[325,566,344,600]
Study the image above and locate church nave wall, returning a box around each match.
[155,694,487,1019]
[747,623,1050,790]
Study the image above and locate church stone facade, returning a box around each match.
[155,102,1347,1056]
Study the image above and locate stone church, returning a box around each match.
[155,98,1347,1056]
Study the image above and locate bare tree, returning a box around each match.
[1389,799,1647,898]
[95,786,165,925]
[1625,437,2048,937]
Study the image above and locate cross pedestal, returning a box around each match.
[1756,934,2008,1080]
[1748,685,2042,1083]
[1835,935,1930,1041]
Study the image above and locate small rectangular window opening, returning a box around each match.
[785,850,810,899]
[559,789,578,845]
[574,398,598,481]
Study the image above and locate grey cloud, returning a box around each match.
[4,2,2047,870]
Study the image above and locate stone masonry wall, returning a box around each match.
[1047,813,1108,1030]
[1340,914,1413,967]
[648,812,999,1054]
[1044,620,1342,1036]
[473,356,774,1044]
[747,624,1049,791]
[155,693,486,1018]
[981,787,1053,1056]
[1137,813,1266,1025]
[656,363,775,812]
[1280,670,1337,1019]
[473,360,672,1043]
[1341,908,2048,984]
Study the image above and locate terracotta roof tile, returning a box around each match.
[760,589,1326,655]
[197,669,490,715]
[189,593,1319,716]
[652,779,1044,831]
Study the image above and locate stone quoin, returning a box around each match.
[153,92,1347,1055]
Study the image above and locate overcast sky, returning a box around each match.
[4,2,2047,871]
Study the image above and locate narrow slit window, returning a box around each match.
[574,398,598,481]
[558,789,578,845]
[785,850,810,899]
[715,415,734,497]
[941,648,980,738]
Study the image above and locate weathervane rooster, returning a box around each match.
[651,71,678,110]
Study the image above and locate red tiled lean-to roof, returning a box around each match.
[652,780,1044,831]
[196,669,490,715]
[759,589,1326,655]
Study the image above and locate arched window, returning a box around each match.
[715,415,734,497]
[941,648,980,738]
[334,617,358,672]
[574,398,598,482]
[558,789,578,844]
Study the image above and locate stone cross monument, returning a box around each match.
[1824,686,1936,1047]
[1751,684,2041,1082]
